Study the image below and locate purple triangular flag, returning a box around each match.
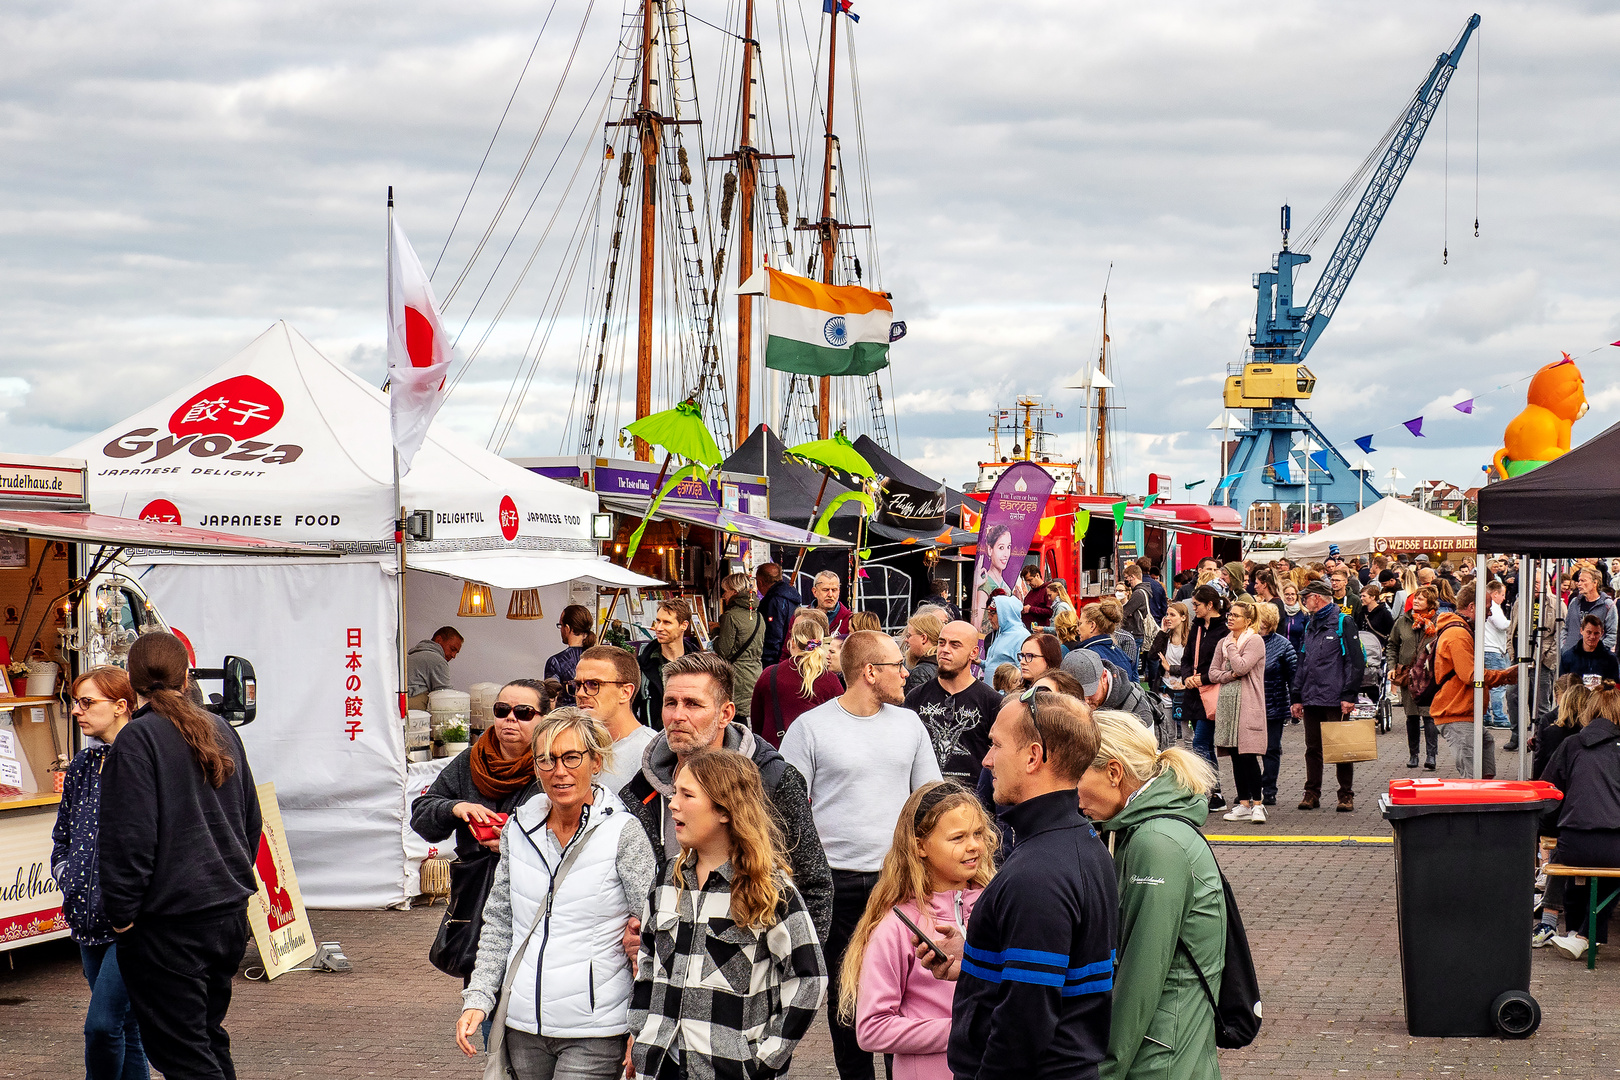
[1404,417,1425,437]
[1354,435,1375,455]
[1453,398,1474,415]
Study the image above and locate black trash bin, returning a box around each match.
[1380,777,1563,1039]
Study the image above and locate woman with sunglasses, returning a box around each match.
[51,667,149,1080]
[458,708,657,1079]
[411,678,550,984]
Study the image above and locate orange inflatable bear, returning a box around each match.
[1493,355,1588,480]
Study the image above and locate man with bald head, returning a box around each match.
[904,619,1004,784]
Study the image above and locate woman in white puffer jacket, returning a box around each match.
[457,708,658,1080]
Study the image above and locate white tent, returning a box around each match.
[1284,496,1477,561]
[61,322,657,906]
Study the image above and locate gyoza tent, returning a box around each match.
[61,321,656,906]
[1283,496,1477,561]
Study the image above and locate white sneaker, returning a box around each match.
[1249,805,1267,825]
[1222,805,1253,822]
[1552,933,1593,961]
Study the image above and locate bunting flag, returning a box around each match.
[1217,472,1243,490]
[1453,398,1475,414]
[1184,479,1206,490]
[1142,493,1160,508]
[1272,460,1291,484]
[1073,508,1091,543]
[1111,501,1127,531]
[1403,417,1425,437]
[1354,435,1376,455]
[1308,449,1331,471]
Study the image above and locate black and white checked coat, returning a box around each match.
[629,859,827,1080]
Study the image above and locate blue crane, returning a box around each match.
[1217,13,1481,526]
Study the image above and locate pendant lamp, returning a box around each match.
[507,589,545,620]
[457,581,496,617]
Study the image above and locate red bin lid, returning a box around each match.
[1387,778,1564,805]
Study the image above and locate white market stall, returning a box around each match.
[1284,496,1477,562]
[60,321,657,907]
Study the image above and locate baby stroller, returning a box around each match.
[1358,628,1394,733]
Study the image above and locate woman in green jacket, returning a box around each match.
[711,572,765,708]
[1078,709,1226,1080]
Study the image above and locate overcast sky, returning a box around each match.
[4,0,1617,503]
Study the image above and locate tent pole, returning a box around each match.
[388,189,409,723]
[1518,553,1530,780]
[1473,553,1486,779]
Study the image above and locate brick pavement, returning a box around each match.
[3,718,1611,1079]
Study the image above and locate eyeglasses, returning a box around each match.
[1018,685,1053,762]
[567,678,629,697]
[1017,651,1043,662]
[537,751,588,771]
[867,660,907,671]
[492,703,541,721]
[72,696,113,711]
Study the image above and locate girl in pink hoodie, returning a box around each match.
[841,781,998,1080]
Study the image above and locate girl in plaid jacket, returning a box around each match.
[629,749,828,1080]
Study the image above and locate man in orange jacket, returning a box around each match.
[1432,589,1520,778]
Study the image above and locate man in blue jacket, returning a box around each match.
[919,690,1118,1080]
[1290,579,1366,813]
[756,562,804,668]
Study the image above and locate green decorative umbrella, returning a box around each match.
[620,400,723,562]
[624,400,722,468]
[787,432,875,479]
[788,432,875,578]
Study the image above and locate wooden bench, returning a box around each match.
[1543,864,1620,969]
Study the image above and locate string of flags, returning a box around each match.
[1216,341,1616,485]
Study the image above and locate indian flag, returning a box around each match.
[741,267,895,376]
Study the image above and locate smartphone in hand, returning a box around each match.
[892,906,949,965]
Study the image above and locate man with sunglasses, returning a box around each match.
[571,645,656,794]
[780,630,941,1080]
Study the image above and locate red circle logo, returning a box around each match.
[140,499,181,525]
[499,496,520,541]
[169,375,284,440]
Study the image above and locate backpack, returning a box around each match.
[1133,585,1161,643]
[1407,625,1465,707]
[1136,815,1263,1049]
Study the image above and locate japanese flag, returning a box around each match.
[387,216,452,474]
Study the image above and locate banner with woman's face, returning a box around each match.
[970,462,1057,640]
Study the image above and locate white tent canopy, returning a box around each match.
[1284,496,1477,561]
[61,322,658,907]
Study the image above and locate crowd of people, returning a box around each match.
[55,548,1620,1080]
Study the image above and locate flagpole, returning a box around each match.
[388,186,409,724]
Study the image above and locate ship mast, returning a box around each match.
[632,0,659,460]
[815,9,841,440]
[734,0,757,438]
[1095,292,1108,496]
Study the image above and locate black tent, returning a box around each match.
[1477,419,1620,556]
[724,425,861,527]
[850,434,976,546]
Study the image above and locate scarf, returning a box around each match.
[1282,601,1301,616]
[468,727,535,801]
[1411,610,1436,635]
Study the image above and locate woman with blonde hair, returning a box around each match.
[630,749,827,1080]
[1210,599,1268,825]
[903,611,943,694]
[1053,607,1083,651]
[1077,601,1138,682]
[457,708,657,1078]
[842,782,997,1080]
[1047,578,1076,620]
[751,614,843,748]
[1077,710,1225,1080]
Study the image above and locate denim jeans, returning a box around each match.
[1192,719,1218,788]
[79,941,148,1080]
[1484,650,1510,726]
[1260,714,1286,800]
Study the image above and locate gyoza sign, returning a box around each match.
[101,376,304,468]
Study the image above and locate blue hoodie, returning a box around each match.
[984,594,1030,684]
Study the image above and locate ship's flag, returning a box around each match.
[740,267,894,377]
[824,0,859,20]
[387,215,452,475]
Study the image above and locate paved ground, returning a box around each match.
[3,721,1612,1079]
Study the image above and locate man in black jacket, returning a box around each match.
[920,691,1118,1080]
[620,651,833,940]
[756,562,804,668]
[1561,615,1620,682]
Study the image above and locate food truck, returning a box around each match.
[0,453,330,952]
